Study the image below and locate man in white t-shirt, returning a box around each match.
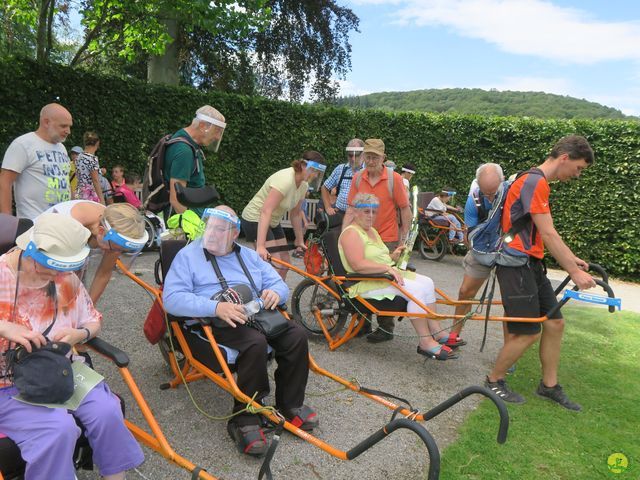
[0,103,73,219]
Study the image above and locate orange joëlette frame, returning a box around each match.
[269,256,548,351]
[115,259,509,480]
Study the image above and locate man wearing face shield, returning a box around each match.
[241,151,327,280]
[39,200,148,304]
[163,206,316,457]
[321,138,365,220]
[0,213,144,479]
[164,105,226,216]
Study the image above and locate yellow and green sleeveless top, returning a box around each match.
[338,224,414,299]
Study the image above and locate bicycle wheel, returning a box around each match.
[158,333,185,370]
[291,278,347,335]
[142,214,159,251]
[418,228,448,261]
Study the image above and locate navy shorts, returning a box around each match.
[241,218,285,242]
[496,258,562,335]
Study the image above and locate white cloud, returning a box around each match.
[362,0,640,64]
[336,79,374,97]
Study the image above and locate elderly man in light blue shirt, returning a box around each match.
[163,205,317,457]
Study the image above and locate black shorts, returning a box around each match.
[241,218,285,243]
[496,259,562,335]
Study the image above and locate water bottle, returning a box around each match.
[244,298,264,316]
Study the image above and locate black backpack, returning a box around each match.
[142,134,198,213]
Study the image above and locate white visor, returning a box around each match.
[354,202,379,227]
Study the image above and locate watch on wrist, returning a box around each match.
[80,327,91,344]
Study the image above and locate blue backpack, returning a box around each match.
[468,169,543,268]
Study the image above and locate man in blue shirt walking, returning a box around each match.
[448,163,504,345]
[163,206,317,457]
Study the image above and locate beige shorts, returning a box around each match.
[462,251,492,279]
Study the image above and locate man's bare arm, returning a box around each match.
[0,169,18,215]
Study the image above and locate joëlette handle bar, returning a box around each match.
[553,263,609,296]
[345,418,440,480]
[547,278,616,319]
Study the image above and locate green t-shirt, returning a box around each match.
[163,129,206,215]
[241,167,308,227]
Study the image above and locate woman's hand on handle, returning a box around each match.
[256,245,270,261]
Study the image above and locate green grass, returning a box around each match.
[440,307,640,480]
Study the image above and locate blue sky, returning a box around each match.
[339,0,640,116]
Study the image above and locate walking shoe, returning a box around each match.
[506,363,517,375]
[484,377,526,404]
[227,417,269,457]
[535,381,582,411]
[366,328,393,343]
[280,405,319,431]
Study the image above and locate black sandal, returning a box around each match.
[417,344,459,360]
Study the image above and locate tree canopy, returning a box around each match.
[334,88,633,120]
[1,0,359,102]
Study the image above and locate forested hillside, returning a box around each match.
[334,88,631,119]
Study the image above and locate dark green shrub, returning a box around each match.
[2,58,639,278]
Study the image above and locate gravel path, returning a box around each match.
[78,243,630,480]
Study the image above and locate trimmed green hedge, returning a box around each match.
[2,58,639,279]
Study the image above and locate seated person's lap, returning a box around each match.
[364,273,436,311]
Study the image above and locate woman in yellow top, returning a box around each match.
[338,193,459,360]
[241,151,326,279]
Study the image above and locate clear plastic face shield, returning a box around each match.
[442,190,456,202]
[345,146,364,169]
[197,113,226,153]
[202,208,240,256]
[354,202,379,229]
[304,160,327,192]
[18,243,87,319]
[99,219,149,270]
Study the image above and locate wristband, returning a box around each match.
[80,327,91,344]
